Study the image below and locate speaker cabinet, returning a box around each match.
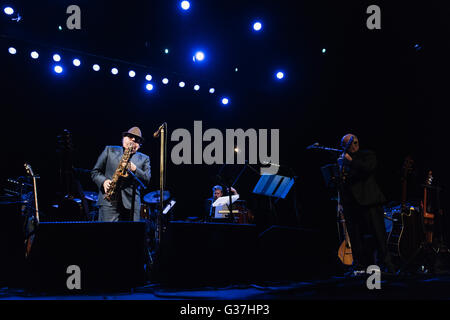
[0,202,26,287]
[26,221,146,293]
[257,225,339,280]
[156,221,258,285]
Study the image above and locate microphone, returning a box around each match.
[339,136,354,175]
[306,142,319,150]
[153,123,166,138]
[342,136,354,153]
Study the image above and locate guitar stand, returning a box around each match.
[396,241,440,275]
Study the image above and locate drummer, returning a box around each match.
[204,185,238,221]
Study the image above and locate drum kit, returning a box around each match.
[230,200,254,224]
[81,189,172,221]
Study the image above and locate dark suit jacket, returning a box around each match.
[91,146,151,215]
[345,149,386,207]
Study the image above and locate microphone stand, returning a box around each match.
[154,123,167,248]
[127,169,146,221]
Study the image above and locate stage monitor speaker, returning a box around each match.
[257,225,340,281]
[25,221,146,293]
[0,202,26,287]
[156,221,258,285]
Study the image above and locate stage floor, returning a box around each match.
[2,272,450,300]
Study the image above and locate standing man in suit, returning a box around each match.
[91,127,151,222]
[339,133,395,273]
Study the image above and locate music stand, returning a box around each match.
[252,173,295,224]
[252,174,294,199]
[212,195,240,219]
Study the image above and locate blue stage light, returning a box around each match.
[194,51,205,62]
[53,54,61,62]
[111,67,118,75]
[276,71,284,80]
[73,58,81,66]
[162,78,169,84]
[194,85,200,91]
[145,74,152,81]
[209,88,215,94]
[179,81,185,87]
[54,65,63,74]
[181,1,190,10]
[253,22,262,31]
[129,70,136,78]
[322,48,326,53]
[221,97,229,105]
[8,47,16,54]
[146,83,154,91]
[4,7,14,15]
[30,51,39,59]
[92,64,100,71]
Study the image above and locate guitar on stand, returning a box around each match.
[397,170,440,274]
[387,156,421,263]
[422,170,434,244]
[337,196,353,266]
[23,163,40,258]
[336,137,354,266]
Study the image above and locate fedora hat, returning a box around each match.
[122,126,144,144]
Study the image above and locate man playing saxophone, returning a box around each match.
[91,127,151,222]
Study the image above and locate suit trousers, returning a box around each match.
[345,202,391,268]
[98,200,140,222]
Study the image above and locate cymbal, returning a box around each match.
[84,191,98,202]
[144,190,171,203]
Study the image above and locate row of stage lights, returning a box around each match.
[3,2,292,105]
[6,46,230,105]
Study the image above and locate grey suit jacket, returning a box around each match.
[91,146,151,215]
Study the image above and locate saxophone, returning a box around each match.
[104,144,134,201]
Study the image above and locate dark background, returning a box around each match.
[1,1,449,251]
